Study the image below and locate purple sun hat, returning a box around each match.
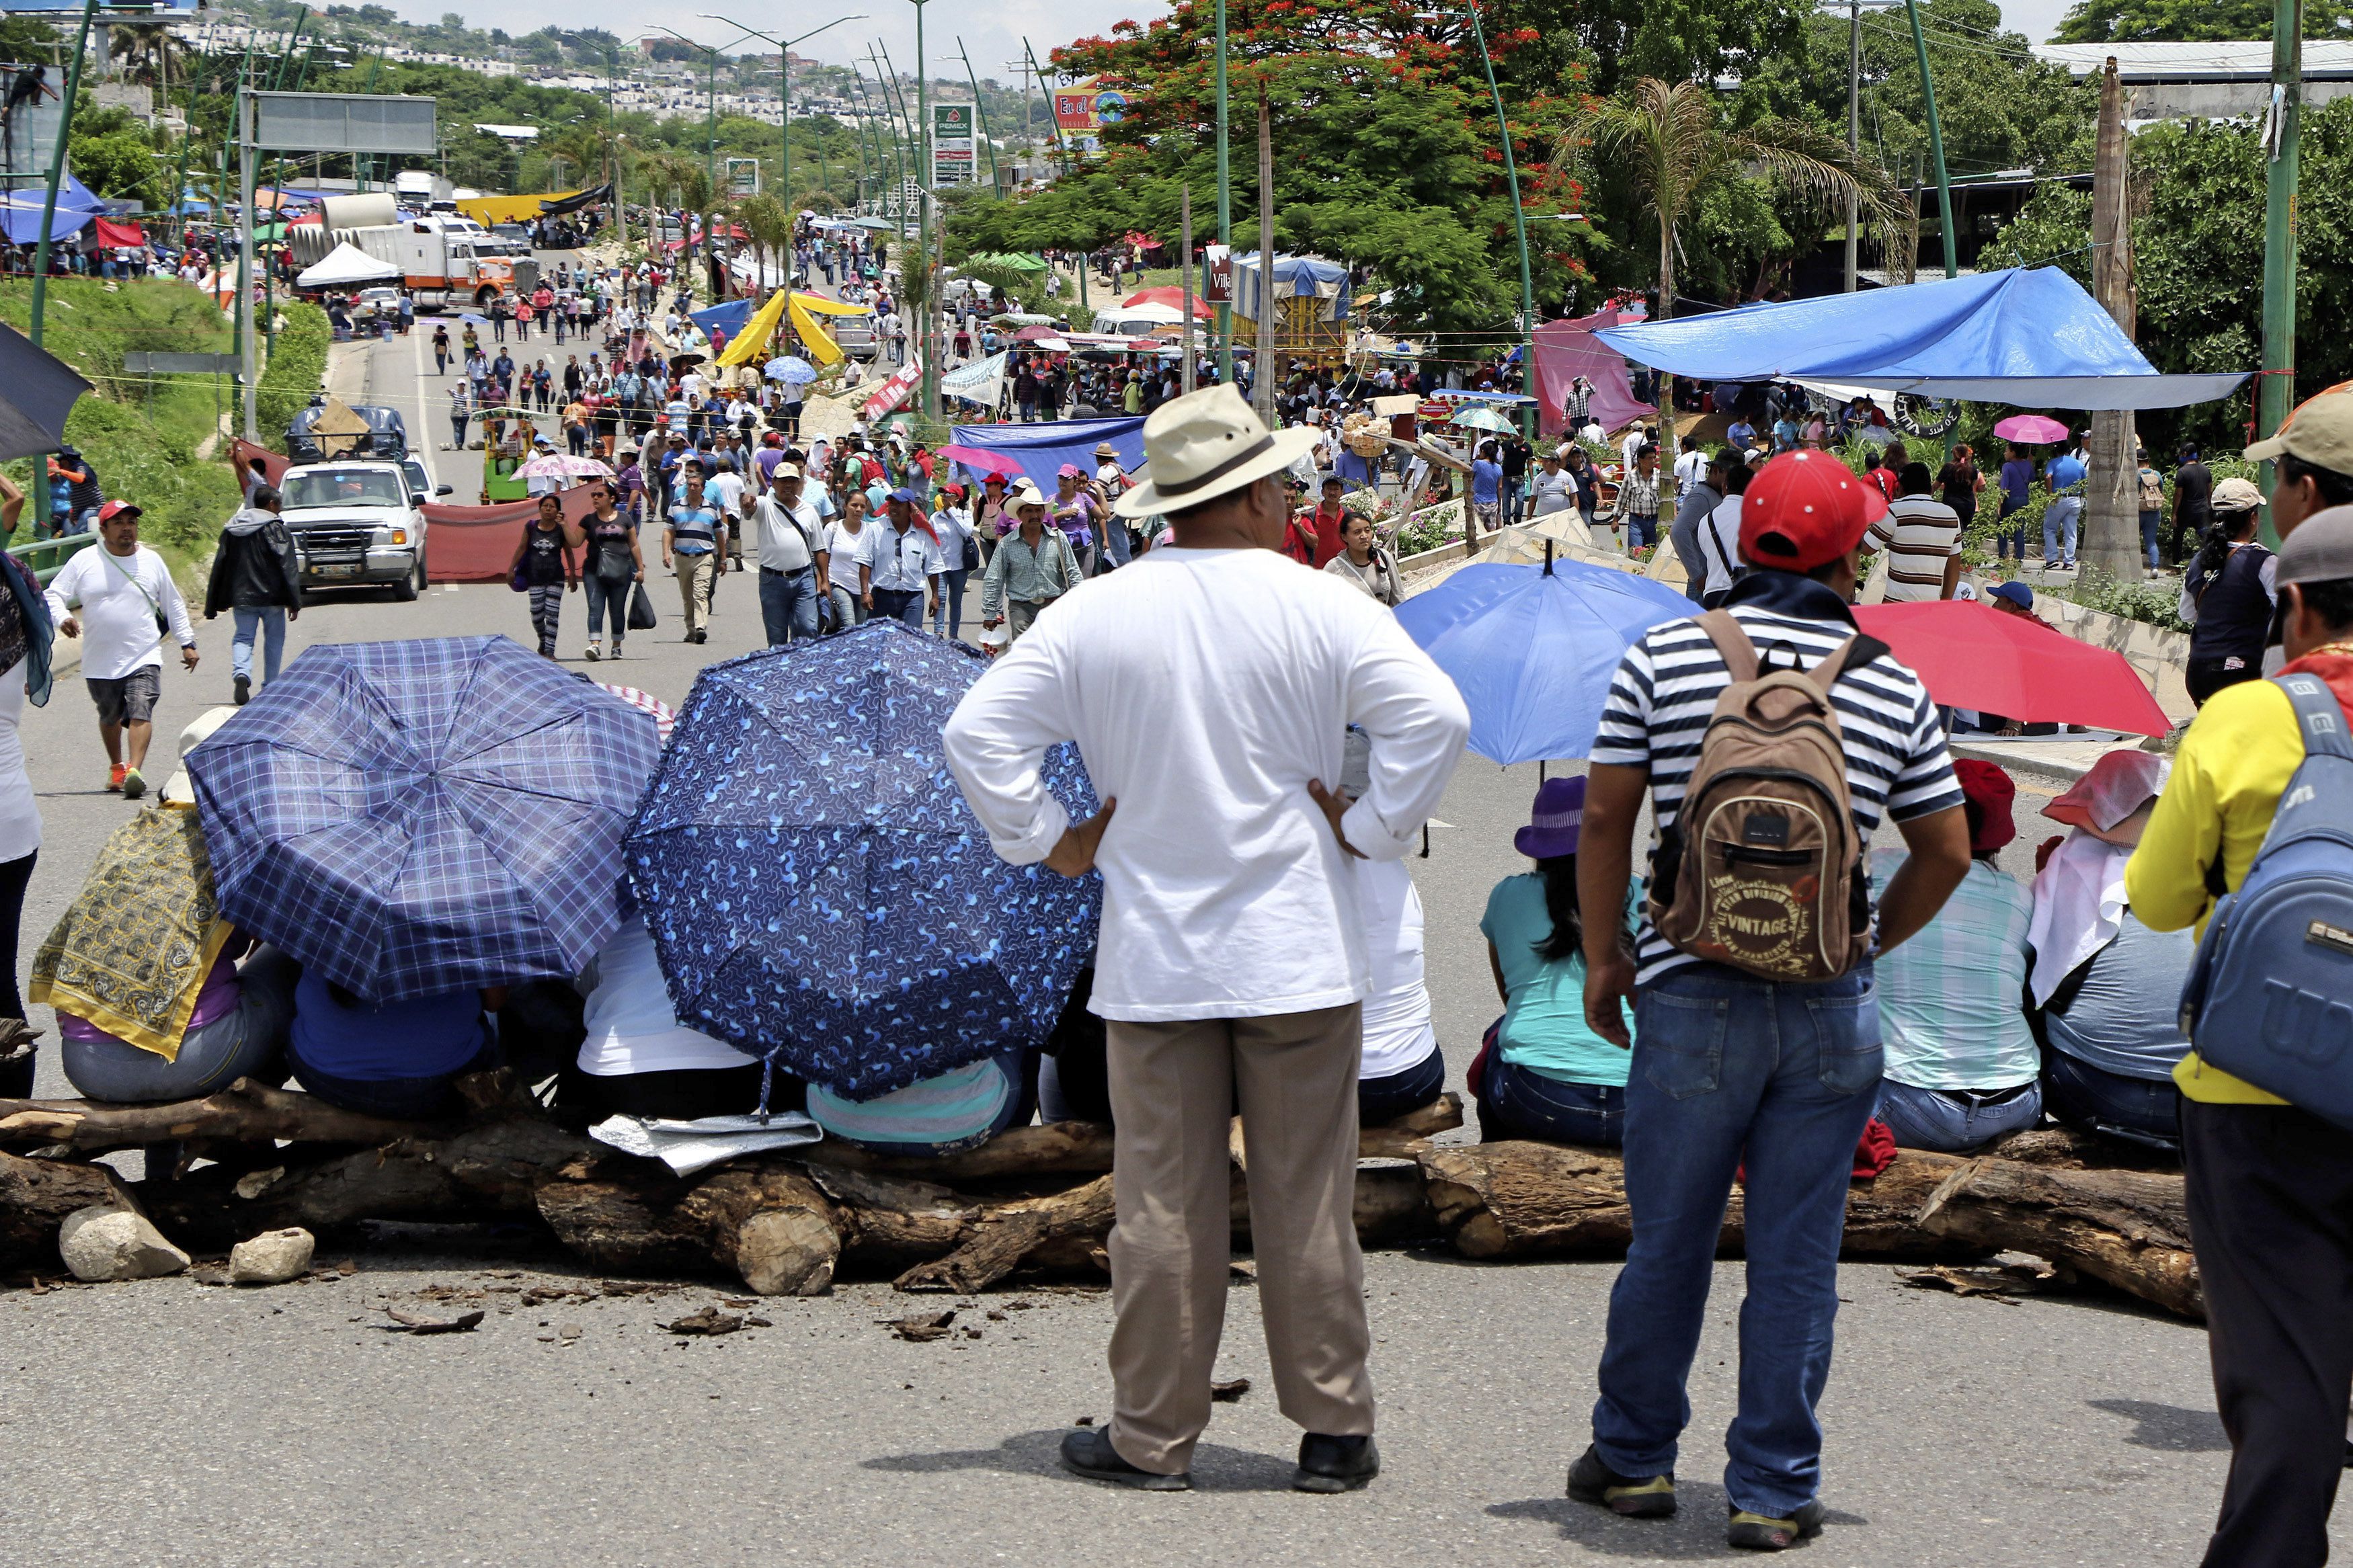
[1515,775,1587,860]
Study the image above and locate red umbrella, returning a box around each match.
[938,444,1025,478]
[1992,413,2071,445]
[1851,600,2173,736]
[1119,285,1215,319]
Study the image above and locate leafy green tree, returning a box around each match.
[2055,0,2353,42]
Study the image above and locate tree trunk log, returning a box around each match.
[1418,1141,1983,1264]
[1912,1156,2200,1320]
[0,1151,135,1272]
[0,1079,436,1156]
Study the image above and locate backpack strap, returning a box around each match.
[2278,672,2353,764]
[1696,609,1760,682]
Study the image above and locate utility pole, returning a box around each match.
[1253,91,1275,428]
[237,84,258,442]
[912,0,936,423]
[1181,183,1195,395]
[1023,40,1060,176]
[956,40,1002,195]
[1903,0,1957,279]
[1462,4,1536,449]
[1214,0,1232,384]
[608,48,625,255]
[2083,55,2142,583]
[1844,0,1860,291]
[2258,0,2303,540]
[28,0,97,537]
[701,16,866,222]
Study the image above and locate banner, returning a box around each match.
[1201,243,1232,304]
[932,102,975,187]
[861,352,922,423]
[941,350,1007,408]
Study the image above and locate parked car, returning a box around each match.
[400,456,450,509]
[277,460,430,600]
[830,314,881,362]
[286,401,410,465]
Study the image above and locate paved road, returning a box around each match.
[5,319,2338,1567]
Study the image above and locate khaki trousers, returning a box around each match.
[675,552,715,636]
[1105,1002,1375,1475]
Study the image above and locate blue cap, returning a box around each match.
[888,486,924,505]
[1988,580,2034,608]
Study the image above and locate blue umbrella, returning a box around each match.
[458,313,491,325]
[1394,554,1694,764]
[764,355,818,385]
[187,637,662,1003]
[625,622,1100,1100]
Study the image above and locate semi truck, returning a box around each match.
[287,216,534,310]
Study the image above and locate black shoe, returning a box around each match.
[1567,1444,1676,1518]
[1728,1498,1825,1551]
[233,672,250,706]
[1058,1426,1189,1491]
[1293,1432,1379,1493]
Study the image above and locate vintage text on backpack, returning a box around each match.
[2180,673,2353,1128]
[1648,612,1874,983]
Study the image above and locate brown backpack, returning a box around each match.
[1648,611,1876,983]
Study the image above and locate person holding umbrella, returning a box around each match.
[945,383,1470,1495]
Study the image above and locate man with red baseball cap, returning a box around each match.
[1565,448,1970,1549]
[44,499,198,800]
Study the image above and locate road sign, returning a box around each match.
[931,102,974,188]
[249,91,436,157]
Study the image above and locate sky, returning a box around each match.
[407,0,2075,91]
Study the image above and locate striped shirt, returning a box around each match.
[1591,576,1964,983]
[1864,495,1962,602]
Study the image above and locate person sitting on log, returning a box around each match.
[1038,966,1111,1127]
[1866,759,2042,1153]
[1472,776,1636,1146]
[284,971,504,1121]
[803,1053,1039,1158]
[1341,729,1445,1124]
[561,910,787,1122]
[2023,750,2192,1155]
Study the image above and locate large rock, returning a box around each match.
[58,1205,190,1281]
[227,1227,315,1286]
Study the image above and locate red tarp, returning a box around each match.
[93,218,145,247]
[1118,286,1213,320]
[1532,308,1656,438]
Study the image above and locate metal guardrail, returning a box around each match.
[7,530,95,586]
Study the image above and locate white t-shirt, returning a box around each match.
[944,548,1471,1022]
[45,543,192,681]
[576,917,757,1077]
[820,520,867,564]
[750,493,824,572]
[703,469,747,522]
[1352,857,1438,1079]
[0,668,40,862]
[1696,495,1745,598]
[1673,449,1708,497]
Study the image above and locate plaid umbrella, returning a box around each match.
[188,636,663,1004]
[625,621,1100,1101]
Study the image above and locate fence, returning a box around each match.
[7,530,94,586]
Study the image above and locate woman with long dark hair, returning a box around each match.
[1472,776,1638,1145]
[2179,477,2274,707]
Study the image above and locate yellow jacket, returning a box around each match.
[2124,677,2309,1103]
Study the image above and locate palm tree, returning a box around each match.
[734,193,792,300]
[1562,78,1897,450]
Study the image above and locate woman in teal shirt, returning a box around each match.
[1474,776,1636,1146]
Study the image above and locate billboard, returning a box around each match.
[250,91,438,157]
[0,0,198,12]
[725,156,760,197]
[1050,85,1128,135]
[930,101,973,187]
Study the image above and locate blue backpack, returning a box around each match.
[2179,672,2353,1128]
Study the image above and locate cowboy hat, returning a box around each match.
[1113,383,1322,519]
[1008,479,1049,509]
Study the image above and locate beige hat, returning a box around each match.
[2212,475,2266,511]
[1112,382,1322,519]
[1008,478,1048,510]
[2245,385,2353,475]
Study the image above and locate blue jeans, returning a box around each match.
[1628,513,1659,550]
[931,566,970,640]
[1997,497,2026,561]
[759,565,820,646]
[2042,1048,2182,1151]
[231,606,286,684]
[871,585,925,628]
[1478,1053,1626,1146]
[2139,509,2162,569]
[1359,1044,1447,1126]
[1872,1077,2040,1153]
[1592,961,1882,1520]
[2043,496,2081,567]
[582,572,631,645]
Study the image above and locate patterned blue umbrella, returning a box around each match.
[625,620,1100,1101]
[188,636,662,1004]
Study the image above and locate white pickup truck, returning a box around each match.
[278,460,443,600]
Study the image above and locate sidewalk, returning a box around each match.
[1948,731,2165,786]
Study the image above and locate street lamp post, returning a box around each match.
[28,0,99,538]
[1455,6,1537,446]
[701,13,865,216]
[650,27,721,200]
[910,0,938,421]
[1215,0,1232,384]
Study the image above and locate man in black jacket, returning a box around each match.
[202,486,303,705]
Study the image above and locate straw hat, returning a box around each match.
[1112,383,1322,518]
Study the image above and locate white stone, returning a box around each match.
[227,1227,316,1286]
[58,1206,190,1282]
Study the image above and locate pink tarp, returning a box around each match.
[1532,308,1654,438]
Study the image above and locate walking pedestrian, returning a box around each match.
[2126,503,2353,1568]
[432,323,450,375]
[978,481,1080,644]
[44,501,198,800]
[945,382,1469,1495]
[1570,448,1968,1551]
[930,483,976,641]
[2180,478,2274,707]
[508,493,581,658]
[748,462,824,646]
[664,467,725,645]
[2170,446,2212,568]
[857,489,945,630]
[1621,445,1662,552]
[578,481,643,661]
[448,380,472,451]
[202,484,303,704]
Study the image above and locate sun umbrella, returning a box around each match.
[624,622,1101,1100]
[764,355,819,385]
[1851,600,2172,735]
[598,684,676,745]
[1449,406,1519,436]
[937,443,1027,479]
[515,452,612,481]
[1993,413,2072,445]
[1394,555,1696,764]
[186,636,664,1004]
[670,352,707,372]
[0,326,90,463]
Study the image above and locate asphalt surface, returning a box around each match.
[3,299,2337,1567]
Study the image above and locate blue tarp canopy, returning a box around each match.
[1594,267,2246,411]
[691,298,755,335]
[947,416,1144,489]
[0,173,103,245]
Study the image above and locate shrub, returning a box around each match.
[2064,565,2190,634]
[255,302,331,451]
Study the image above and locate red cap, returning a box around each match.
[96,499,143,526]
[1739,450,1886,572]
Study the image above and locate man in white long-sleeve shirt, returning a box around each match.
[46,500,198,800]
[943,384,1470,1497]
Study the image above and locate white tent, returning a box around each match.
[296,242,403,290]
